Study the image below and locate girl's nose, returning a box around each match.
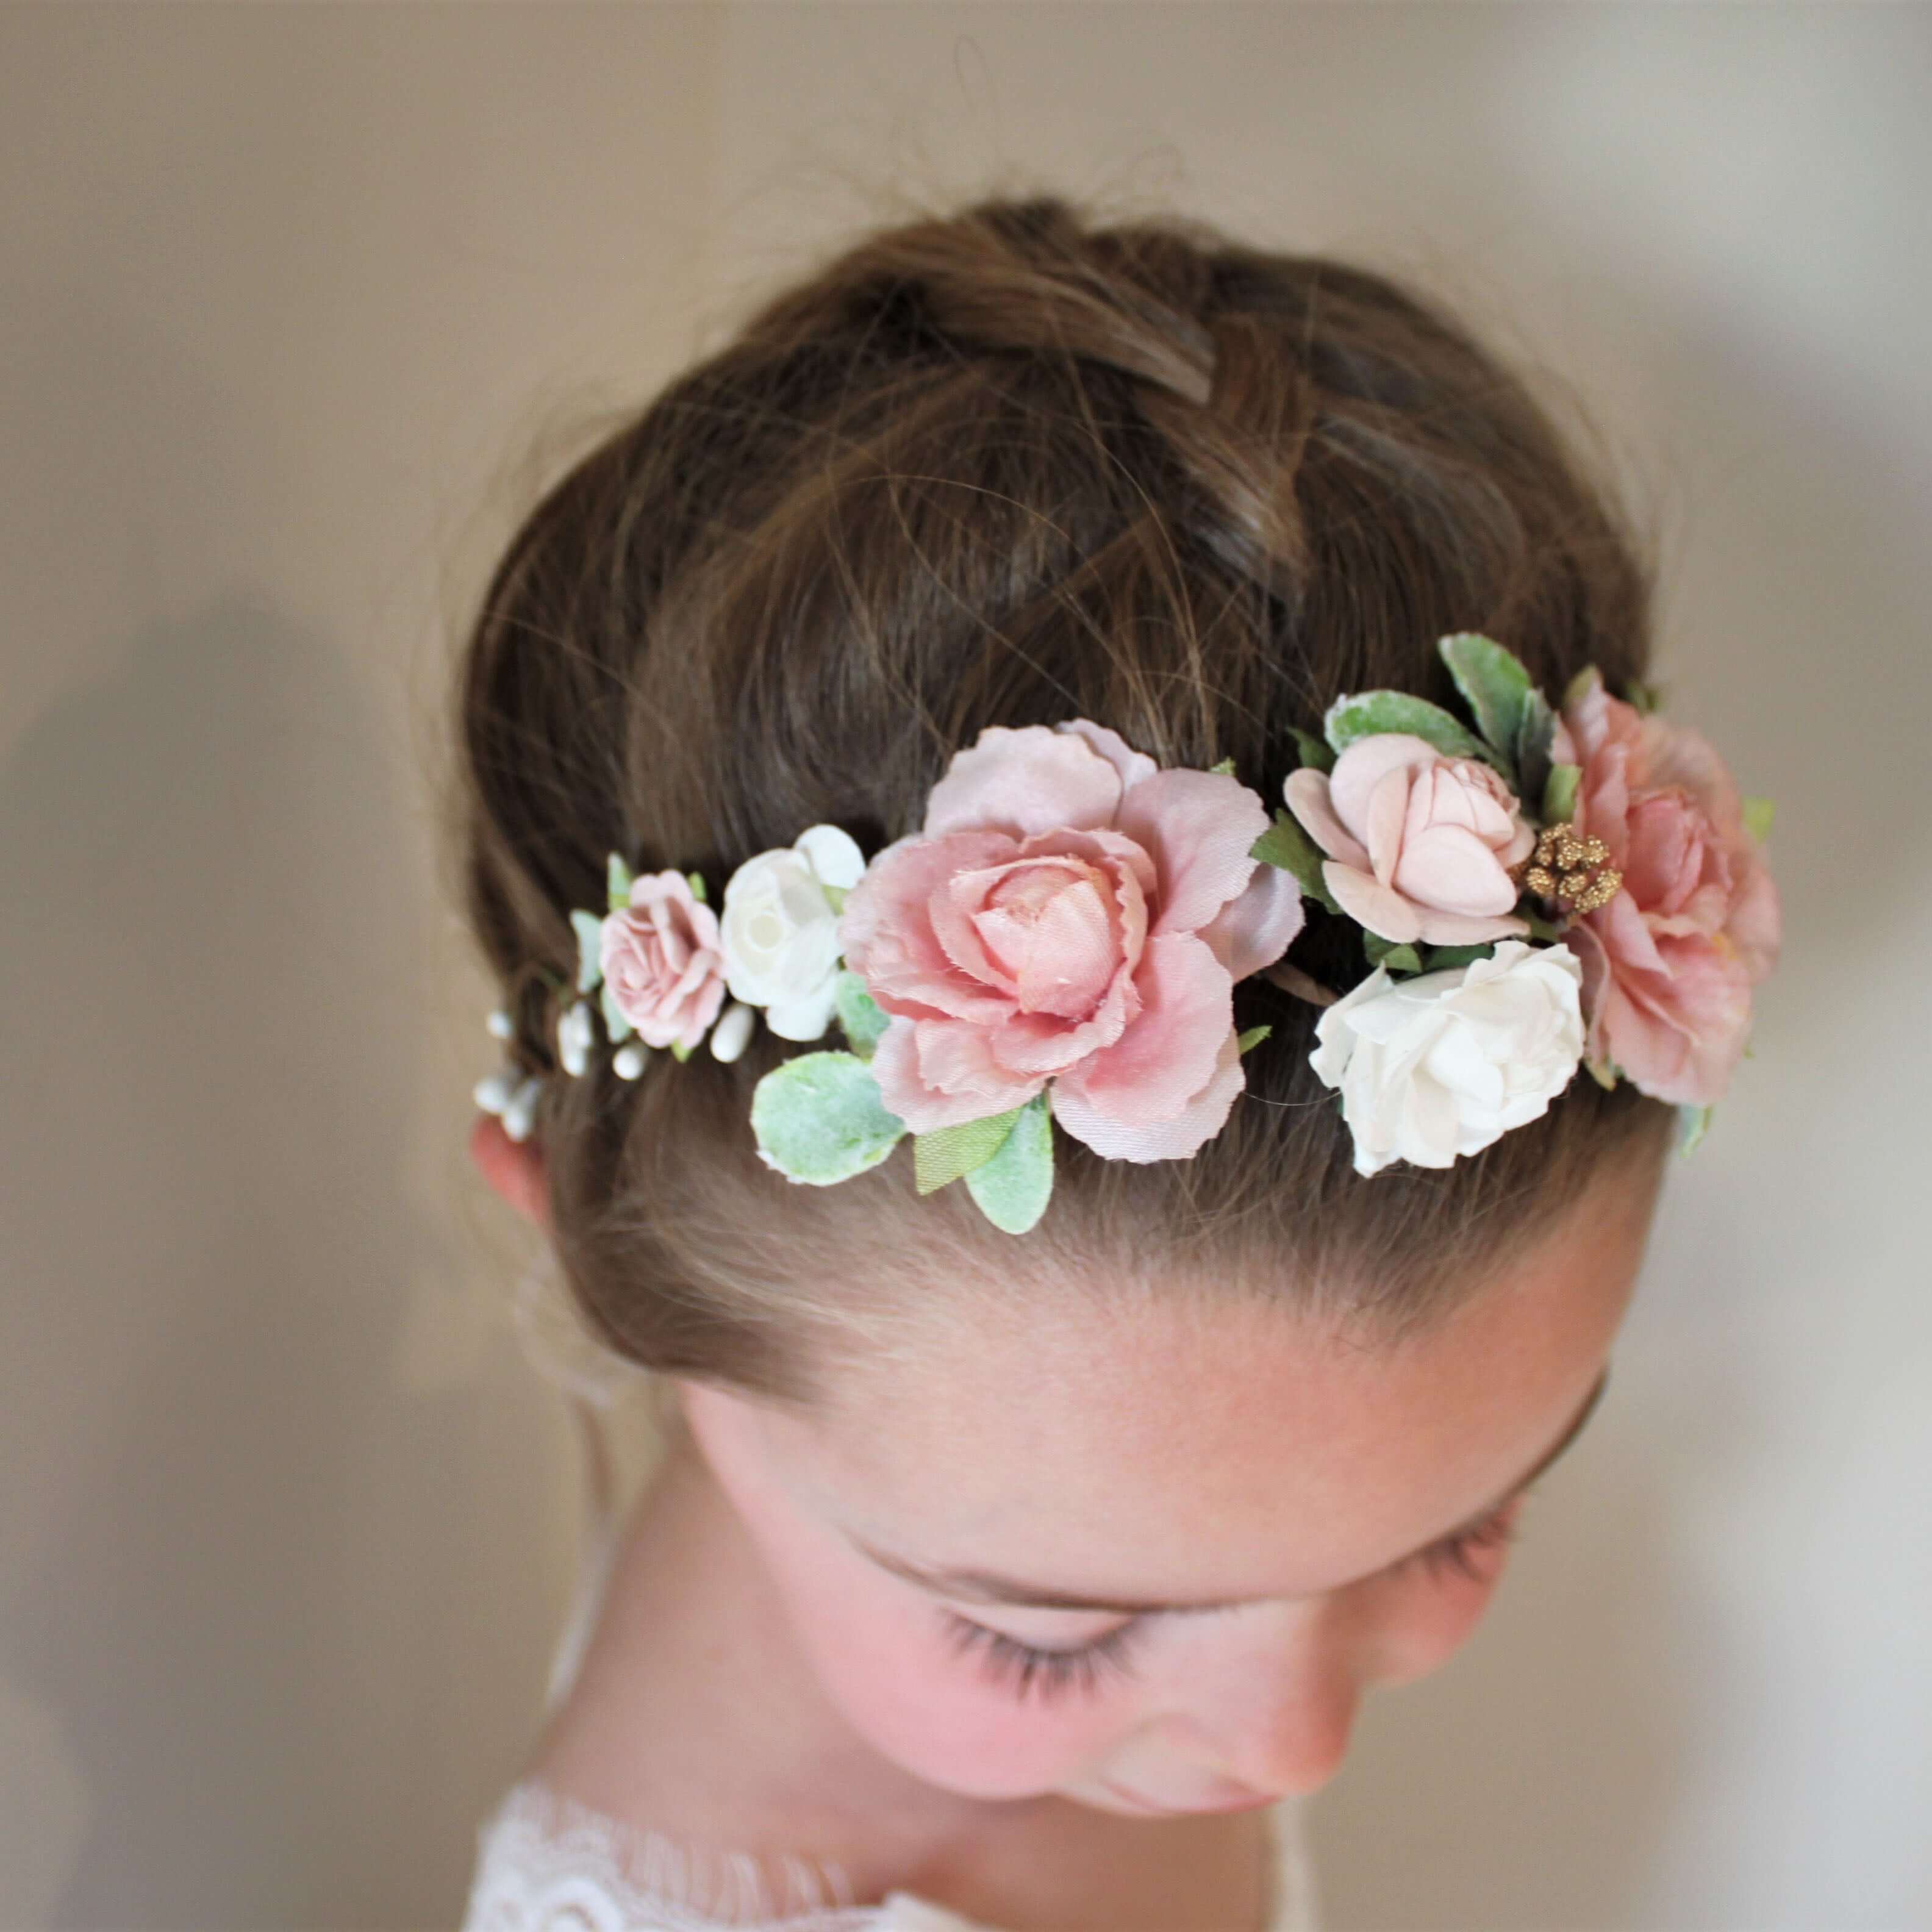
[1163,1600,1367,1799]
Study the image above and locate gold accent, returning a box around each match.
[1515,822,1623,918]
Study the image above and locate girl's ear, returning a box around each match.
[469,1111,551,1228]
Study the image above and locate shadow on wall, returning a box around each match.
[0,596,488,1925]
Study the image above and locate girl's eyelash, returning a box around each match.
[938,1608,1145,1704]
[1401,1494,1527,1585]
[939,1497,1528,1703]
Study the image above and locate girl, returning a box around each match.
[452,193,1780,1932]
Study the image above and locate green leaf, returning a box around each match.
[1524,912,1565,942]
[1542,762,1582,827]
[832,968,892,1060]
[606,853,634,912]
[1236,1023,1272,1056]
[1324,690,1497,769]
[669,1038,693,1062]
[1437,633,1534,776]
[571,909,606,993]
[1287,727,1335,775]
[1583,1056,1620,1092]
[1250,809,1341,914]
[1741,796,1775,843]
[1364,932,1424,975]
[599,980,632,1045]
[1623,677,1662,716]
[685,869,707,904]
[750,1051,907,1185]
[1420,942,1495,973]
[822,883,849,915]
[1677,1103,1713,1157]
[913,1107,1023,1194]
[963,1093,1054,1234]
[1514,687,1558,812]
[1208,754,1237,776]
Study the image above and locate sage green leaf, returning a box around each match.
[1624,677,1662,716]
[669,1038,692,1062]
[599,979,633,1045]
[1236,1023,1272,1056]
[964,1093,1054,1234]
[822,883,848,915]
[1542,762,1582,827]
[751,1051,907,1185]
[1324,690,1497,768]
[1524,912,1565,942]
[1364,932,1424,975]
[913,1107,1022,1195]
[606,853,633,912]
[1420,942,1495,973]
[1677,1103,1713,1157]
[572,909,606,993]
[1287,727,1335,775]
[685,870,707,904]
[1583,1056,1620,1092]
[1208,755,1237,776]
[1438,633,1534,772]
[1742,796,1775,843]
[1514,687,1558,810]
[1250,809,1341,914]
[832,968,891,1059]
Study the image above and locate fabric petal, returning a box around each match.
[923,724,1124,838]
[1115,768,1272,938]
[1283,769,1371,871]
[1195,859,1308,980]
[1051,1025,1246,1162]
[1324,861,1423,943]
[1394,825,1520,916]
[1328,734,1435,842]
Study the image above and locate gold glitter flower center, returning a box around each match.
[1519,822,1623,915]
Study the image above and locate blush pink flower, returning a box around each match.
[836,721,1307,1162]
[600,870,728,1052]
[1558,668,1781,1105]
[1282,733,1538,945]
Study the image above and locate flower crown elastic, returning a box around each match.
[475,633,1781,1234]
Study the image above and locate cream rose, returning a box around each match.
[1310,940,1586,1176]
[720,823,867,1042]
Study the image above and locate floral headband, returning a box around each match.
[474,633,1781,1234]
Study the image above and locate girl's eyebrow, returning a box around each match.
[844,1367,1612,1617]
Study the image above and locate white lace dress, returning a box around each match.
[460,1394,1322,1932]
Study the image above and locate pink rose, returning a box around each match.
[1559,669,1781,1105]
[1282,733,1537,945]
[600,870,728,1052]
[837,721,1307,1162]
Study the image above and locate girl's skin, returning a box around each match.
[471,1112,1667,1932]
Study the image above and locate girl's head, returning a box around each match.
[454,192,1680,1809]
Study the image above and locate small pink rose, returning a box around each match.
[837,720,1306,1162]
[1558,670,1781,1105]
[1282,734,1537,945]
[601,870,728,1052]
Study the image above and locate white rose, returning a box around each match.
[1310,940,1586,1177]
[720,823,867,1042]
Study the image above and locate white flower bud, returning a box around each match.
[473,1068,517,1114]
[485,1007,514,1041]
[501,1075,545,1144]
[557,1000,595,1078]
[709,1000,756,1063]
[613,1043,648,1081]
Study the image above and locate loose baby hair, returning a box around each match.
[449,189,1676,1408]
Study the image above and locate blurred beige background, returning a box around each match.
[2,5,1926,1928]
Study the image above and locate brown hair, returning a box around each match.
[449,190,1674,1409]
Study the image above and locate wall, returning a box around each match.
[2,7,1924,1927]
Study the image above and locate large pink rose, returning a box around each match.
[837,721,1307,1162]
[1283,733,1538,945]
[1559,669,1781,1105]
[600,870,728,1052]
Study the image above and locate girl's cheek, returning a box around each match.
[779,1576,1129,1800]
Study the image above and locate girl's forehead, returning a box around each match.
[757,1187,1645,1604]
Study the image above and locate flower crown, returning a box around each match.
[474,633,1781,1234]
